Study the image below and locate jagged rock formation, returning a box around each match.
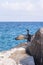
[26,28,43,65]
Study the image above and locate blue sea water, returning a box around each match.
[0,22,43,51]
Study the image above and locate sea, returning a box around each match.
[0,22,43,51]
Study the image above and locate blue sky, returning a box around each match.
[0,0,43,21]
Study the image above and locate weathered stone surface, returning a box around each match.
[20,56,35,65]
[0,57,16,65]
[26,28,43,65]
[0,47,35,65]
[9,47,35,65]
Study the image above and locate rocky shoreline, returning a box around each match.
[0,28,43,65]
[0,43,35,65]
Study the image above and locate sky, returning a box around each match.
[0,0,43,21]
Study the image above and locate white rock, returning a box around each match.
[18,47,25,51]
[0,47,35,65]
[0,58,16,65]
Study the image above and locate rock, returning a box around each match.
[15,35,25,40]
[0,58,16,65]
[19,56,35,65]
[0,44,35,65]
[26,28,43,65]
[15,34,32,40]
[0,33,36,65]
[9,47,28,64]
[9,47,35,65]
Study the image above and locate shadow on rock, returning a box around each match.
[26,28,43,65]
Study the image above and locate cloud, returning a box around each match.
[38,0,43,10]
[1,0,43,11]
[1,1,33,11]
[0,0,43,21]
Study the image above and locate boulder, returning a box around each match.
[26,28,43,65]
[9,47,35,65]
[0,45,35,65]
[15,34,32,40]
[15,35,25,40]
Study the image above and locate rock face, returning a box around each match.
[0,47,35,65]
[20,56,35,65]
[26,28,43,65]
[9,47,35,65]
